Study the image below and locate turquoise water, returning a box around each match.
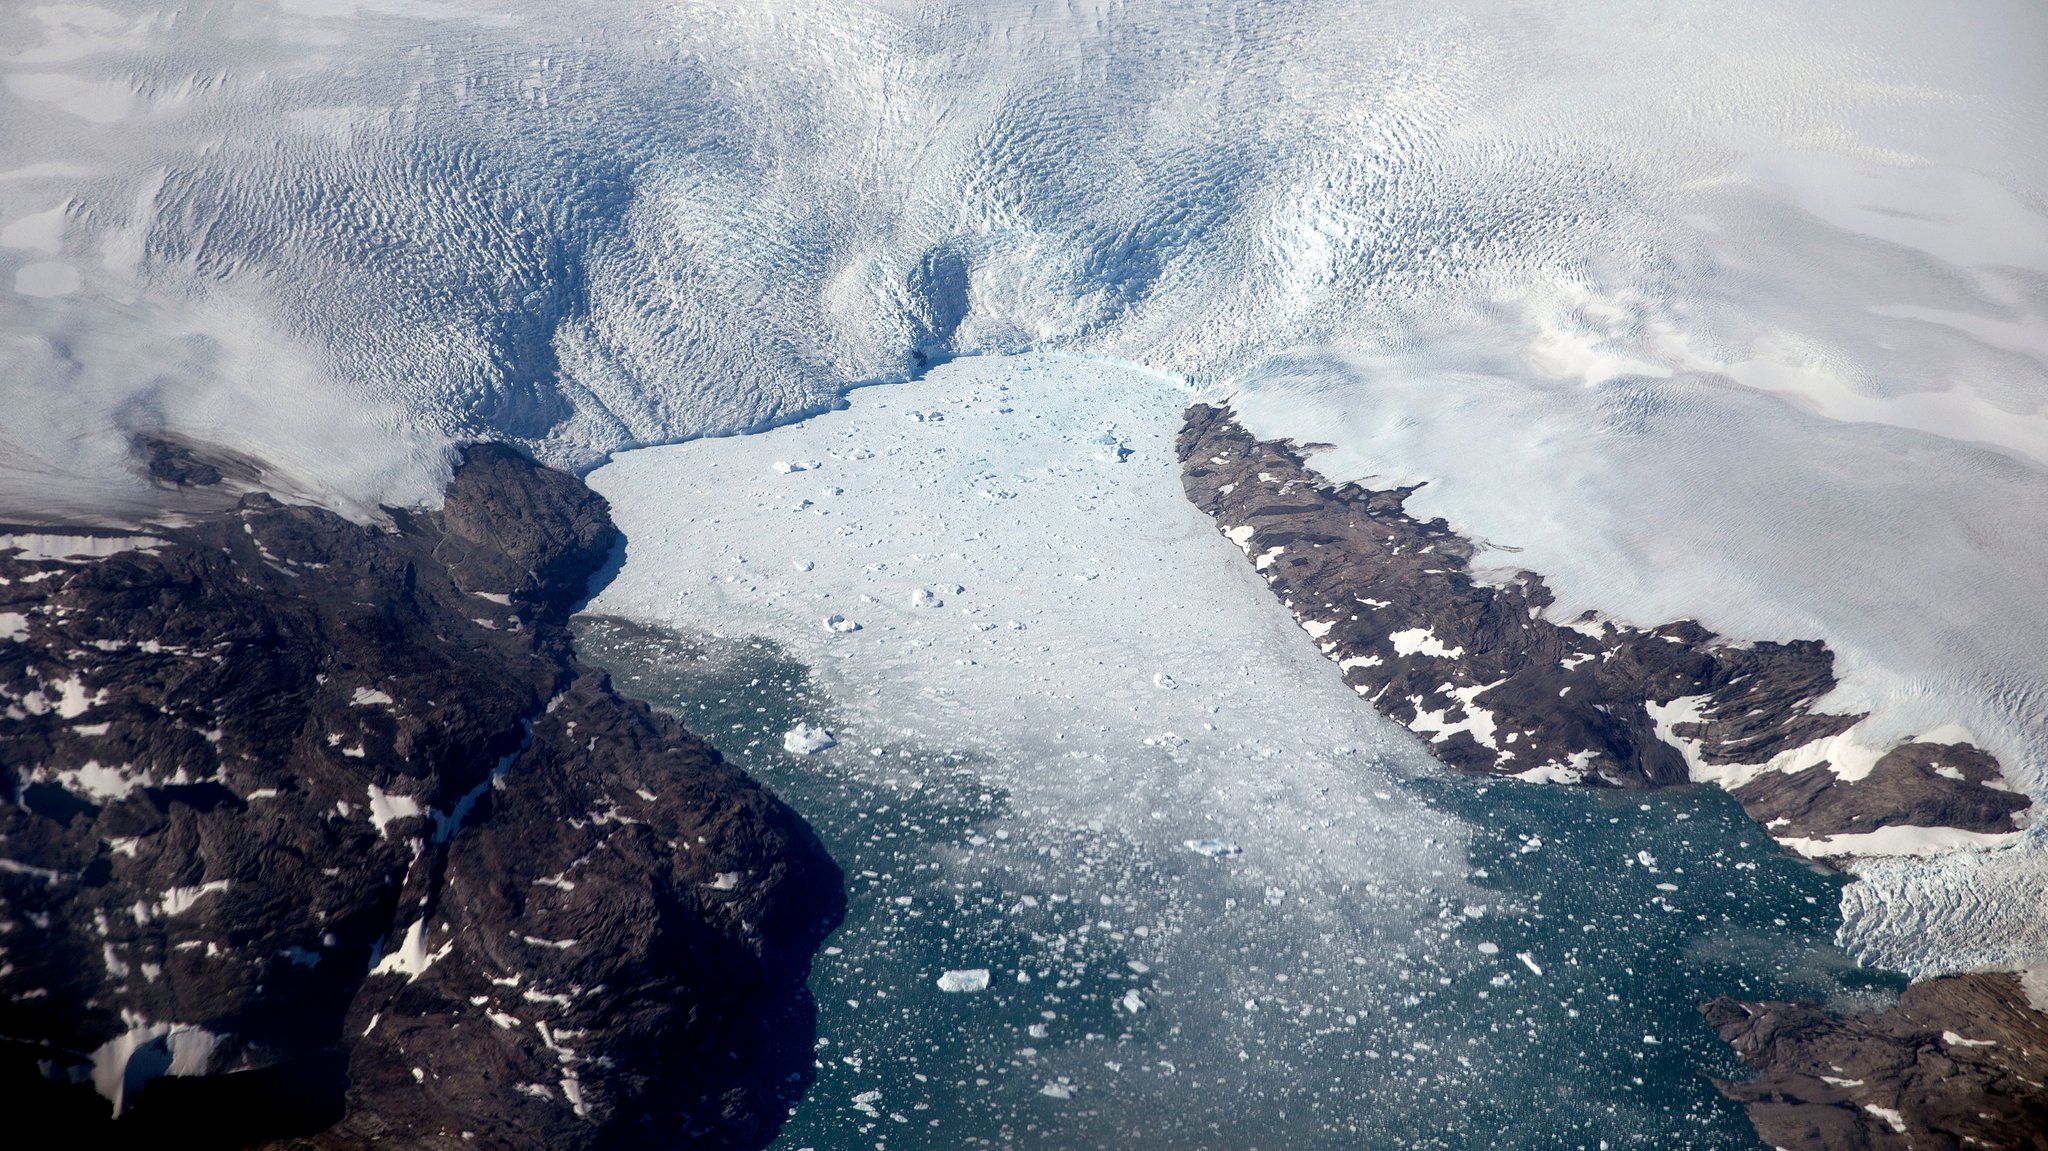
[574,616,1901,1151]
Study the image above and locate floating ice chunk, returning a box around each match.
[937,968,991,992]
[1121,989,1145,1013]
[1516,951,1544,976]
[1038,1082,1072,1099]
[1184,837,1242,858]
[823,614,861,633]
[784,724,837,755]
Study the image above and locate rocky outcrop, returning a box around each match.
[0,442,842,1148]
[1177,404,2047,1151]
[1176,403,2029,847]
[1703,974,2048,1151]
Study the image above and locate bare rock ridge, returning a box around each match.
[0,441,844,1148]
[1176,403,2047,1150]
[1703,973,2048,1151]
[1176,404,2028,846]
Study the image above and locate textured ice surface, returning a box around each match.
[3,0,2044,523]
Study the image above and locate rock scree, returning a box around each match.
[0,441,844,1149]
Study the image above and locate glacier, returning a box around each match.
[5,0,2048,1138]
[5,0,2043,510]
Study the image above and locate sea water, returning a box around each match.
[574,616,1895,1151]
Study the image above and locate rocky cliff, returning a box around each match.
[0,441,843,1148]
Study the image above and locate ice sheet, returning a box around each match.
[1,0,2042,525]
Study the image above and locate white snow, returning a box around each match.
[937,969,991,993]
[1863,1105,1908,1134]
[0,611,26,640]
[1941,1030,1996,1048]
[365,784,425,837]
[157,881,230,917]
[370,919,453,982]
[1404,681,1505,751]
[0,533,159,561]
[350,687,394,707]
[55,758,145,802]
[1389,629,1463,660]
[88,1015,228,1115]
[1779,825,2026,860]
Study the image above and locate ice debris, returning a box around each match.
[936,968,991,993]
[783,724,837,755]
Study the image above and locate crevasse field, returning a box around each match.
[4,0,2046,1145]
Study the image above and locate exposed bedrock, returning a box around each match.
[1177,403,2048,1151]
[1703,973,2048,1151]
[0,442,843,1148]
[1176,404,2029,847]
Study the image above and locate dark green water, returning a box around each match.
[574,615,1901,1151]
